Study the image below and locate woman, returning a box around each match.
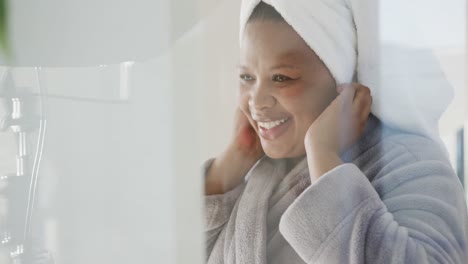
[204,1,468,263]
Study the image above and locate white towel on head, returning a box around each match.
[239,0,453,141]
[240,0,359,85]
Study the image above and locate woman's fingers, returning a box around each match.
[352,84,372,126]
[233,107,264,158]
[336,83,355,94]
[339,83,371,115]
[337,83,356,109]
[306,83,373,156]
[336,83,372,138]
[362,94,373,122]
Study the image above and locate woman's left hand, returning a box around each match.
[304,83,372,181]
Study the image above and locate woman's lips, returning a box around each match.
[257,118,291,140]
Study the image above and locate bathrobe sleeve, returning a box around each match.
[203,158,245,255]
[279,145,468,263]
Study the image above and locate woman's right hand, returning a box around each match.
[205,108,264,195]
[231,108,264,160]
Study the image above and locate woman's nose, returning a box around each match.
[248,82,276,111]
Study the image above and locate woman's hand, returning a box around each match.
[304,83,372,181]
[205,108,264,195]
[232,108,264,160]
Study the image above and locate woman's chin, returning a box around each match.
[264,152,284,159]
[263,144,306,160]
[261,145,283,159]
[263,146,291,159]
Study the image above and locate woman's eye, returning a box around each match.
[240,74,254,81]
[273,75,291,82]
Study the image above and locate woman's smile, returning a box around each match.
[257,117,291,140]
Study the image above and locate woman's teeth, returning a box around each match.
[258,118,289,130]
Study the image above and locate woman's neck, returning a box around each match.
[286,155,306,171]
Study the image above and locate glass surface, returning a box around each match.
[0,0,467,263]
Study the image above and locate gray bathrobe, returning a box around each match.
[204,115,468,264]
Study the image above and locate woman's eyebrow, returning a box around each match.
[270,64,299,71]
[273,50,304,69]
[237,61,300,71]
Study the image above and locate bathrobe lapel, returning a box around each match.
[234,156,287,264]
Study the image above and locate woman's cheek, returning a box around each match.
[237,88,249,107]
[279,84,304,98]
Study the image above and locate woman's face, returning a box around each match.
[239,20,337,159]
